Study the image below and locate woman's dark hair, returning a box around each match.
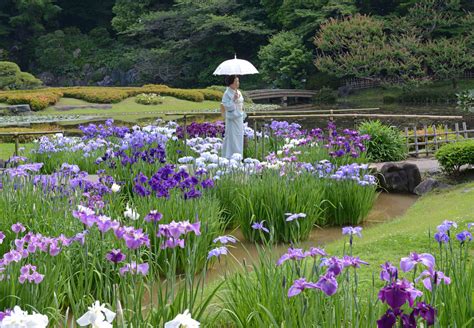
[224,75,239,86]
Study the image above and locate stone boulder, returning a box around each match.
[378,163,422,194]
[0,104,32,116]
[414,178,452,196]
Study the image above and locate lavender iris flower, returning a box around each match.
[321,257,344,276]
[285,213,306,222]
[11,223,26,234]
[437,220,458,232]
[207,246,228,259]
[213,235,237,244]
[342,255,369,268]
[0,231,5,244]
[287,278,319,298]
[119,262,149,276]
[18,264,44,284]
[415,268,451,291]
[342,226,362,238]
[251,221,270,233]
[400,252,435,272]
[380,262,398,282]
[276,248,306,266]
[468,222,473,229]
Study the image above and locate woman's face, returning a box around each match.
[230,77,240,89]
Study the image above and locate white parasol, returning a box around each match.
[213,54,259,75]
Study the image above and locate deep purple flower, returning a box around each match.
[315,272,338,296]
[285,212,306,222]
[342,226,362,238]
[287,278,319,298]
[106,249,126,264]
[251,221,269,233]
[380,262,398,282]
[119,262,149,276]
[207,246,228,259]
[400,312,417,328]
[276,248,306,266]
[321,257,344,276]
[213,235,237,244]
[378,279,423,309]
[144,210,163,223]
[400,252,435,272]
[456,231,472,243]
[11,223,26,234]
[201,179,215,189]
[415,268,451,291]
[413,302,436,326]
[377,309,397,328]
[434,232,449,244]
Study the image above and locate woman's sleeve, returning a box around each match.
[221,91,242,120]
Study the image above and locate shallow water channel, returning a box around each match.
[204,192,418,283]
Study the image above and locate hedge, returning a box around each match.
[435,140,474,173]
[0,91,62,111]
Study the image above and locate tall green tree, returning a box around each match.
[118,0,273,87]
[258,31,313,89]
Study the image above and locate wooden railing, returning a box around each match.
[0,131,64,156]
[404,122,473,157]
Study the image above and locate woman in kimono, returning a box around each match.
[221,75,246,159]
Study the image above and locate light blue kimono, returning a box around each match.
[221,87,247,159]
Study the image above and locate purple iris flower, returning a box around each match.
[287,278,319,298]
[144,210,163,223]
[380,262,398,282]
[434,232,449,244]
[276,248,307,266]
[11,223,26,234]
[304,247,327,258]
[315,272,338,296]
[161,238,185,249]
[378,279,423,309]
[0,309,12,321]
[0,231,5,244]
[119,262,149,276]
[342,255,369,268]
[456,231,472,243]
[377,309,397,328]
[415,268,451,291]
[18,264,44,284]
[468,222,473,229]
[213,235,237,244]
[285,213,306,222]
[251,221,270,233]
[106,249,126,264]
[413,302,436,326]
[321,257,344,276]
[207,246,228,259]
[400,252,435,272]
[437,220,457,232]
[342,226,362,238]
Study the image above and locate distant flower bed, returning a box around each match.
[135,93,164,105]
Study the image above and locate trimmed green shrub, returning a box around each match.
[135,93,164,105]
[0,61,42,90]
[0,91,62,111]
[358,120,407,162]
[196,88,223,101]
[435,140,474,173]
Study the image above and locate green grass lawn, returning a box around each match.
[39,96,221,116]
[0,142,34,160]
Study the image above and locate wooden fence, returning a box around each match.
[404,122,473,157]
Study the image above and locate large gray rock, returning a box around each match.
[378,163,422,193]
[414,178,452,195]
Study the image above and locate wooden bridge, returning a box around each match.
[245,89,317,106]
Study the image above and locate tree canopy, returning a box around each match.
[0,0,472,88]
